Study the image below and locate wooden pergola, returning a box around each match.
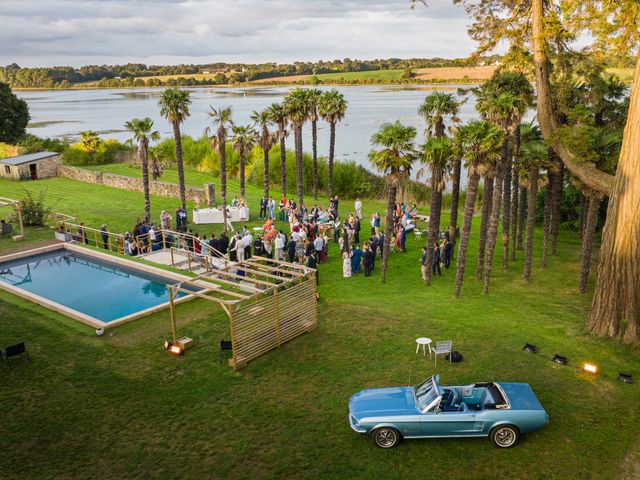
[167,256,318,369]
[0,196,25,241]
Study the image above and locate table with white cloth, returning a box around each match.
[193,207,249,224]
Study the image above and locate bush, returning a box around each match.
[18,134,67,154]
[63,138,133,165]
[15,190,51,226]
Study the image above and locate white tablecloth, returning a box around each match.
[193,207,249,224]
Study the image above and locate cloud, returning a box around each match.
[0,0,477,67]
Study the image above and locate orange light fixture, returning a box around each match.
[582,363,599,375]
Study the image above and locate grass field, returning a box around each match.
[251,66,498,84]
[1,173,639,479]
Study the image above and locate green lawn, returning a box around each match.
[315,69,405,82]
[1,174,639,479]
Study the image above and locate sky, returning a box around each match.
[0,0,478,67]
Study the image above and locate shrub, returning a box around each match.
[15,189,51,226]
[63,138,133,165]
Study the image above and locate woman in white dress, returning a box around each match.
[239,202,249,223]
[342,249,352,278]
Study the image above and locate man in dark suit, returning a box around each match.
[369,235,378,268]
[432,241,442,276]
[259,196,268,219]
[442,238,453,268]
[306,251,318,285]
[354,217,361,244]
[362,244,374,276]
[218,232,229,255]
[287,238,297,263]
[209,233,220,256]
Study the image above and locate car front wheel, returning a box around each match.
[372,427,401,449]
[490,425,520,448]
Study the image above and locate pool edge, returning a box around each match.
[0,243,198,330]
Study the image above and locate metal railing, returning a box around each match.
[54,218,231,272]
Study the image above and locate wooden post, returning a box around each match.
[187,250,192,271]
[205,255,209,272]
[274,288,282,347]
[16,203,25,238]
[170,247,174,267]
[108,234,112,252]
[168,286,178,343]
[162,230,166,250]
[94,230,98,249]
[222,303,239,369]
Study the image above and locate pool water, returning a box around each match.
[0,250,191,322]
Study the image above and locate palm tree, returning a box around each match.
[205,106,233,232]
[251,108,276,199]
[307,88,322,199]
[418,92,461,245]
[451,120,503,298]
[475,72,533,269]
[418,137,452,282]
[124,117,160,223]
[231,124,256,198]
[517,124,550,284]
[158,88,191,211]
[369,121,417,283]
[318,89,348,198]
[476,171,494,280]
[283,88,311,206]
[268,102,289,196]
[476,91,529,292]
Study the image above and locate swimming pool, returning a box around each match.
[0,245,197,328]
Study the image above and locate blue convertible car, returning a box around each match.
[349,375,548,448]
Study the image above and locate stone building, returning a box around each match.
[0,151,61,180]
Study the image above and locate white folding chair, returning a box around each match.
[433,340,453,365]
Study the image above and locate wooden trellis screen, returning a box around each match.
[167,256,317,369]
[230,276,317,368]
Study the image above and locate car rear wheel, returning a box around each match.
[490,425,520,448]
[372,427,401,449]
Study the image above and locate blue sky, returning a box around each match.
[0,0,477,67]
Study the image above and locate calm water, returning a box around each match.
[0,250,189,322]
[18,85,479,182]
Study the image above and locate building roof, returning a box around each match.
[0,151,60,166]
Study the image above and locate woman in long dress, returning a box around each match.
[239,202,249,223]
[342,249,352,278]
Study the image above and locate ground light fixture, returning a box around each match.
[618,373,633,384]
[523,343,538,353]
[552,354,568,365]
[163,340,184,356]
[581,362,599,375]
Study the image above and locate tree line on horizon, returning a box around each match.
[0,54,504,89]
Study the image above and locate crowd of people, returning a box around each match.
[69,192,449,286]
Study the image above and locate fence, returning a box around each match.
[230,276,317,368]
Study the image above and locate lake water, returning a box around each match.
[18,85,481,185]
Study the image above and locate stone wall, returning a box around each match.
[58,165,207,204]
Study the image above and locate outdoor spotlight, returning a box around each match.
[618,373,633,384]
[169,344,184,356]
[553,354,568,365]
[163,340,184,356]
[581,363,599,375]
[523,343,538,353]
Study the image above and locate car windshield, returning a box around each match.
[414,375,440,411]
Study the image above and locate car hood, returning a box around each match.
[497,382,545,411]
[349,386,417,417]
